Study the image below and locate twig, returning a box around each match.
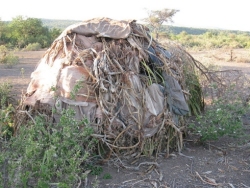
[228,183,235,188]
[84,176,88,188]
[195,171,219,186]
[106,136,140,150]
[122,178,138,184]
[241,183,250,188]
[122,162,160,171]
[178,152,194,159]
[76,175,81,188]
[207,143,226,155]
[19,110,36,124]
[131,178,148,188]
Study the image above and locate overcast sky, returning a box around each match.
[1,0,249,31]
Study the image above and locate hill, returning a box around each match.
[41,18,81,30]
[40,18,213,34]
[168,25,209,35]
[41,18,250,35]
[167,25,250,35]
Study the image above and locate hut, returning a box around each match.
[23,17,203,158]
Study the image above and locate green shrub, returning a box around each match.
[103,173,112,179]
[0,108,99,187]
[0,103,15,139]
[2,54,19,68]
[0,45,19,68]
[188,86,248,142]
[0,82,15,140]
[24,42,42,51]
[0,82,14,108]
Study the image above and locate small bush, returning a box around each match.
[0,108,99,187]
[2,54,19,68]
[24,42,41,51]
[0,45,19,68]
[189,100,246,142]
[0,103,15,139]
[188,84,249,142]
[0,82,15,108]
[0,82,15,139]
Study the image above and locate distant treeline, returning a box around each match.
[147,25,250,49]
[0,16,62,49]
[40,18,250,35]
[1,17,250,50]
[167,25,250,35]
[41,18,81,30]
[41,18,211,34]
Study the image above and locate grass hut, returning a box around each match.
[23,17,203,158]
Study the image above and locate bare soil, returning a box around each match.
[0,49,249,188]
[0,51,44,100]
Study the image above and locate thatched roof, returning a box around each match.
[23,17,202,157]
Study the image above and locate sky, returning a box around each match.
[1,0,249,31]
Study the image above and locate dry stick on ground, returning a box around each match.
[121,160,163,183]
[241,183,250,188]
[195,171,219,186]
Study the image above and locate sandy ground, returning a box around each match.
[0,51,44,100]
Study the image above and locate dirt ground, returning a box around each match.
[0,51,44,101]
[0,49,250,188]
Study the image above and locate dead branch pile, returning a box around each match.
[21,17,206,158]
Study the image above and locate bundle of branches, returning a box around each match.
[21,17,205,158]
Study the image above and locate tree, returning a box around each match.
[0,16,64,49]
[49,28,61,41]
[143,8,179,40]
[7,16,51,48]
[0,18,8,45]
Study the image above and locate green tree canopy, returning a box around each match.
[5,16,59,48]
[0,18,8,45]
[8,16,49,48]
[143,8,179,39]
